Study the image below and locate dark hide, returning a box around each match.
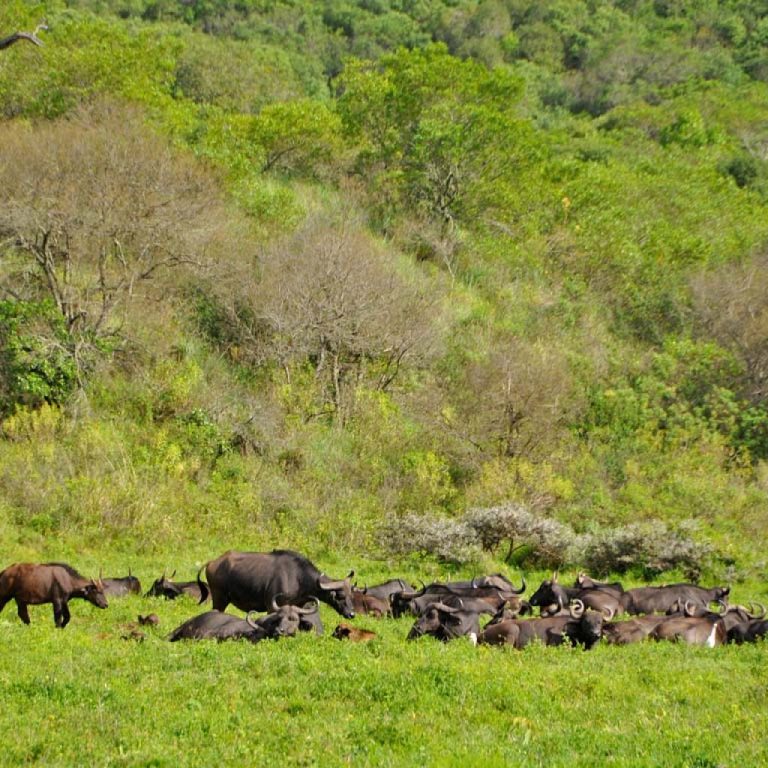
[203,550,355,618]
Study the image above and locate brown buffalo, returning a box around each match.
[0,562,108,628]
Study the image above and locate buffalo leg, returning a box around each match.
[53,599,70,628]
[16,600,30,625]
[0,595,11,615]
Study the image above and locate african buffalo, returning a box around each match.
[392,578,525,618]
[357,579,413,602]
[529,574,619,618]
[351,588,390,617]
[406,602,483,642]
[479,601,604,650]
[168,599,318,642]
[650,615,726,647]
[102,571,142,597]
[145,570,209,602]
[619,583,730,615]
[0,562,108,628]
[202,550,355,618]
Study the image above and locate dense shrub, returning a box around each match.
[381,513,481,565]
[571,521,714,580]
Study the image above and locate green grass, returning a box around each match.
[1,569,767,767]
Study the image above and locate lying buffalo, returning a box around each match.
[406,602,483,642]
[479,601,604,650]
[202,550,355,618]
[0,562,108,628]
[145,571,209,603]
[168,599,318,642]
[102,571,142,597]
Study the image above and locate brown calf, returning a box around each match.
[332,622,377,642]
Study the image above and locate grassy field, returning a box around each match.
[1,558,766,768]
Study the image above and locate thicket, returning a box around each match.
[0,1,767,572]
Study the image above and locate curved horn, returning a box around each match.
[245,611,260,630]
[433,602,462,614]
[271,593,287,611]
[716,599,728,616]
[298,598,320,615]
[569,599,585,618]
[347,570,355,580]
[601,606,615,621]
[684,600,698,617]
[170,570,177,580]
[511,576,526,595]
[318,578,346,591]
[748,602,766,619]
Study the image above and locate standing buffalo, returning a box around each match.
[0,562,108,628]
[202,550,356,618]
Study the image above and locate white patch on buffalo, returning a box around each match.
[706,624,718,648]
[469,632,478,646]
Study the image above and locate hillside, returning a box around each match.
[1,0,768,580]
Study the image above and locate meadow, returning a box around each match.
[1,558,766,768]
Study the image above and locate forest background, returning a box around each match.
[2,2,768,766]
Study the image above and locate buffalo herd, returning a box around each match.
[1,550,766,649]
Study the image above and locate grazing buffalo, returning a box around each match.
[102,571,142,597]
[0,562,108,628]
[145,570,209,602]
[202,550,355,618]
[168,599,318,642]
[406,602,483,642]
[619,583,730,615]
[333,623,377,642]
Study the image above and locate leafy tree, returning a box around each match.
[0,101,230,380]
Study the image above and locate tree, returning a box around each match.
[213,213,442,420]
[0,22,46,51]
[0,100,230,382]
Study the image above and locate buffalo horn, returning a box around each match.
[569,599,585,618]
[271,593,288,611]
[511,576,526,595]
[433,602,462,614]
[748,602,766,619]
[347,570,355,580]
[246,611,260,630]
[298,598,320,615]
[684,600,699,618]
[318,578,347,591]
[601,606,615,621]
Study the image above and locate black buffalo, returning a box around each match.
[102,571,142,597]
[406,602,483,642]
[202,550,355,618]
[168,599,318,642]
[619,583,730,615]
[479,601,604,650]
[145,570,209,603]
